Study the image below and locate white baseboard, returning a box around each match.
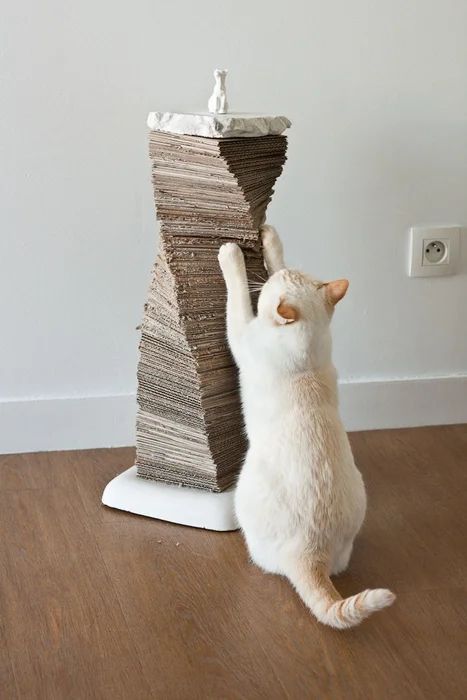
[1,376,466,454]
[0,394,137,455]
[339,375,467,431]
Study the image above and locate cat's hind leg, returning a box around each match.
[243,533,283,575]
[330,540,354,576]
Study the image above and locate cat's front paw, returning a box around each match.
[218,242,244,276]
[260,224,281,250]
[260,224,285,274]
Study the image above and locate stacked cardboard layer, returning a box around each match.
[136,131,288,491]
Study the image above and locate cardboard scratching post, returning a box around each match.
[103,86,290,529]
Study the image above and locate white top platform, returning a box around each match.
[102,466,239,531]
[147,112,291,138]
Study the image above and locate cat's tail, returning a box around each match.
[287,558,395,630]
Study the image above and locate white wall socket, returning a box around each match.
[408,226,461,277]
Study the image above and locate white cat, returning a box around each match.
[218,225,395,629]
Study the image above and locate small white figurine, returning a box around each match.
[208,69,229,114]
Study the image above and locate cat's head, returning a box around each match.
[256,268,348,368]
[257,268,348,327]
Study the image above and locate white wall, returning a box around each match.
[1,0,467,451]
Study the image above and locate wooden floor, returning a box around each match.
[1,425,466,699]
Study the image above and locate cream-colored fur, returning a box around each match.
[218,225,395,629]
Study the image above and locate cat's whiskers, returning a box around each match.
[250,271,268,283]
[247,271,268,293]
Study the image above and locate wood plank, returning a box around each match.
[0,483,151,699]
[93,518,286,699]
[0,624,18,700]
[0,426,466,698]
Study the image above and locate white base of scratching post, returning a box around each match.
[102,467,239,531]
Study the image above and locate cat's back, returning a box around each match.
[235,370,365,546]
[239,363,344,450]
[237,367,360,509]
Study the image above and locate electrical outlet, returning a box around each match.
[408,226,461,277]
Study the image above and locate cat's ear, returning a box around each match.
[275,299,299,325]
[325,279,349,305]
